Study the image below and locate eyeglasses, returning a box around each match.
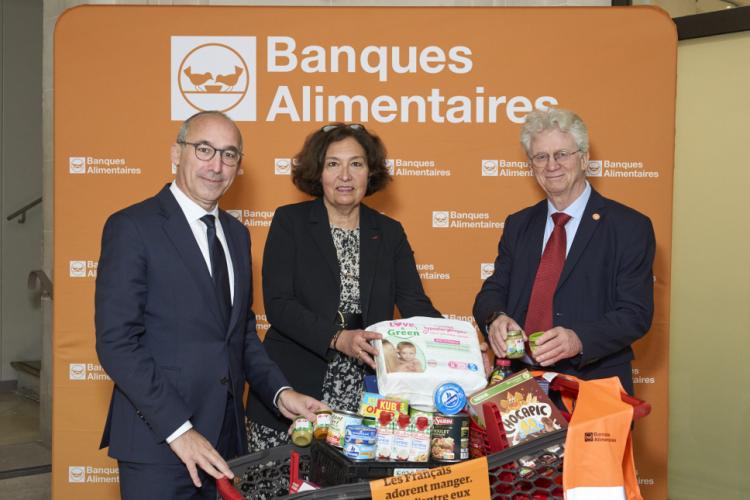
[529,149,580,169]
[178,141,242,167]
[321,123,365,133]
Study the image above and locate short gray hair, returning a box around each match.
[176,110,243,151]
[520,108,588,156]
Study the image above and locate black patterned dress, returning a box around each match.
[247,226,366,452]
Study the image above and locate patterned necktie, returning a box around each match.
[200,214,231,326]
[524,212,572,334]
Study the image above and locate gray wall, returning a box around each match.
[0,0,43,384]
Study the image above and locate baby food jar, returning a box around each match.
[506,330,525,359]
[291,416,313,447]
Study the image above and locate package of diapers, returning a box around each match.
[369,317,487,408]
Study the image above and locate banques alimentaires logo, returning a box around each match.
[172,36,256,120]
[69,363,111,381]
[227,208,275,228]
[68,465,119,484]
[172,36,560,124]
[69,260,97,278]
[68,156,141,176]
[432,211,504,230]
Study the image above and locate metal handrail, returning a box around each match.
[6,197,42,224]
[28,270,53,299]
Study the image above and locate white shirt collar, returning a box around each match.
[546,181,591,220]
[170,181,219,222]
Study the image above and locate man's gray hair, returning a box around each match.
[176,110,243,151]
[520,108,588,156]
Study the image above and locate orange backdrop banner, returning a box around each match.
[53,5,674,499]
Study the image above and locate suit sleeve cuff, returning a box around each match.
[273,386,293,409]
[165,420,193,444]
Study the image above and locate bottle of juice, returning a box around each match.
[376,411,394,460]
[489,358,513,385]
[408,416,431,462]
[393,413,411,461]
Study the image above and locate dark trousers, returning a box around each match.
[118,393,239,500]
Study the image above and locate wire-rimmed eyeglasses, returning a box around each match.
[529,149,580,169]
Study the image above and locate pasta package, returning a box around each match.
[369,317,487,408]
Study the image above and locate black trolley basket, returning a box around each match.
[218,375,650,499]
[218,430,570,500]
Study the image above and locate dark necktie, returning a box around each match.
[200,214,231,327]
[524,212,572,334]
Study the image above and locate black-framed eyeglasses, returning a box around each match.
[321,123,365,133]
[530,149,580,169]
[178,141,242,167]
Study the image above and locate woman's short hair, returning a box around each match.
[292,123,391,197]
[520,108,589,156]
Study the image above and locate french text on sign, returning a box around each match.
[371,456,489,500]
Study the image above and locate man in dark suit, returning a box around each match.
[473,109,655,394]
[95,111,326,499]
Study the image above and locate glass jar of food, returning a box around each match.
[291,416,313,447]
[506,330,525,359]
[528,331,545,355]
[313,410,332,440]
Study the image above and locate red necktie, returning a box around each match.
[524,212,571,334]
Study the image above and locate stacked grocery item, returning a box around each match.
[289,317,567,486]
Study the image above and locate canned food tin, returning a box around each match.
[430,413,469,462]
[326,410,363,448]
[343,442,376,461]
[362,416,377,427]
[409,406,434,428]
[434,383,467,415]
[344,425,377,445]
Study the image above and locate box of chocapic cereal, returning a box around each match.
[468,370,567,446]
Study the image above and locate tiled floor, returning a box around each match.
[0,391,50,499]
[0,472,50,499]
[0,391,40,446]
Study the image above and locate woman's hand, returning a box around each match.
[336,329,382,369]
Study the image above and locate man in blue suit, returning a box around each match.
[95,111,326,499]
[473,108,655,394]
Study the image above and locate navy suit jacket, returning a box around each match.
[95,185,288,463]
[473,188,655,394]
[247,198,441,431]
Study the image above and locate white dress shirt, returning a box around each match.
[542,181,592,256]
[169,182,235,302]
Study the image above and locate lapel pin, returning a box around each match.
[371,234,380,240]
[592,213,600,221]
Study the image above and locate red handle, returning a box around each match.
[216,477,243,500]
[548,374,652,420]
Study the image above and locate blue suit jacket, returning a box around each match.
[473,189,655,393]
[95,185,288,463]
